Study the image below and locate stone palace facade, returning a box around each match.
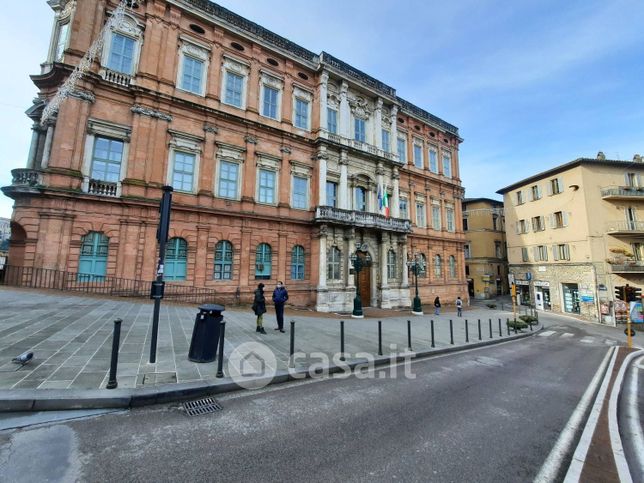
[2,0,466,311]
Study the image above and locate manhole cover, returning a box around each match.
[183,397,223,416]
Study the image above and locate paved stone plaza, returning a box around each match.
[0,287,531,390]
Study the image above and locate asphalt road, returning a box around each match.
[0,317,626,483]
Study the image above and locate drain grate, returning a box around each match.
[183,397,223,416]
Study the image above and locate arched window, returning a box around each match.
[387,250,397,279]
[449,255,456,278]
[255,243,272,279]
[291,245,305,280]
[78,232,109,281]
[165,238,187,281]
[214,240,233,280]
[434,254,442,277]
[327,246,341,280]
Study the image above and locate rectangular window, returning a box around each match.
[262,85,279,119]
[258,169,276,204]
[355,188,367,212]
[326,181,337,207]
[327,108,338,133]
[397,137,407,162]
[218,161,239,199]
[495,241,503,258]
[516,190,524,205]
[429,148,438,173]
[432,205,441,230]
[463,218,469,231]
[464,244,471,259]
[55,22,70,61]
[224,71,244,107]
[531,216,545,232]
[625,172,640,188]
[107,33,135,74]
[413,142,423,168]
[492,215,498,231]
[180,56,204,94]
[91,137,123,182]
[292,176,308,209]
[552,211,568,228]
[553,244,570,261]
[632,243,643,261]
[416,203,426,227]
[521,247,529,262]
[399,198,408,219]
[442,152,452,177]
[172,151,195,192]
[354,118,366,142]
[548,177,563,195]
[381,130,390,152]
[295,98,310,129]
[534,245,548,262]
[387,251,396,279]
[446,206,455,232]
[530,184,541,201]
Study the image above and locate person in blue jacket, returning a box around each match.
[272,281,289,333]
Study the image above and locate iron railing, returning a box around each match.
[0,265,219,304]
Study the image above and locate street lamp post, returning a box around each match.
[407,253,425,315]
[350,243,372,318]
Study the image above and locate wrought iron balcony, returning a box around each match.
[11,169,42,186]
[605,221,644,235]
[315,206,412,233]
[601,186,644,200]
[318,130,400,163]
[608,261,644,273]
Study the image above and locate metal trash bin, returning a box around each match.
[188,304,225,363]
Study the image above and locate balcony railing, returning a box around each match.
[609,261,644,272]
[11,169,42,186]
[315,206,412,232]
[318,130,400,163]
[601,186,644,199]
[82,177,120,198]
[606,221,644,233]
[100,68,132,87]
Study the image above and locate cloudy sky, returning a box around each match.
[1,0,643,218]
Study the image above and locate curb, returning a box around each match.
[0,326,543,412]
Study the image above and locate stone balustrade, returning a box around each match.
[315,206,412,233]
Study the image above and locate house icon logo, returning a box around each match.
[227,342,277,389]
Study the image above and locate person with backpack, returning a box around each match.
[456,296,463,317]
[272,281,289,333]
[434,296,441,315]
[252,283,267,334]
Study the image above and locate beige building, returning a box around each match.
[498,152,644,324]
[462,198,508,299]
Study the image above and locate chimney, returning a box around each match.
[634,154,642,163]
[597,151,606,160]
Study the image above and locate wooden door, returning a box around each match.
[357,252,371,306]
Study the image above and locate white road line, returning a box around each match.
[625,355,644,477]
[563,346,618,483]
[538,330,556,337]
[534,346,614,483]
[605,339,617,346]
[579,337,594,344]
[560,333,574,338]
[608,350,644,483]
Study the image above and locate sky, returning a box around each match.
[1,0,643,219]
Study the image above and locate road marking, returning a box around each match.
[538,330,556,337]
[608,350,644,483]
[579,337,594,344]
[625,355,644,477]
[560,333,574,338]
[605,339,617,346]
[564,347,618,482]
[535,347,614,483]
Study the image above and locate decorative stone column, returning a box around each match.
[319,70,329,132]
[374,98,383,148]
[317,145,328,206]
[40,123,55,169]
[376,162,384,215]
[401,236,409,287]
[380,234,391,309]
[339,81,350,138]
[339,149,349,209]
[318,225,328,290]
[345,227,356,290]
[27,124,42,169]
[391,105,399,155]
[392,167,400,218]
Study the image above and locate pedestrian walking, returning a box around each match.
[456,296,463,317]
[272,281,289,333]
[252,283,267,334]
[434,296,441,316]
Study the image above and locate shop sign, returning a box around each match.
[515,280,529,286]
[533,281,550,287]
[580,295,594,302]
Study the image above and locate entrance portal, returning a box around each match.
[357,252,371,307]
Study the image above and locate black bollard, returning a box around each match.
[430,319,435,348]
[290,320,295,359]
[449,319,454,345]
[530,319,533,331]
[477,319,482,341]
[340,320,345,361]
[489,318,493,339]
[106,318,122,389]
[514,321,518,335]
[465,319,469,342]
[378,320,383,356]
[407,320,412,351]
[498,318,502,337]
[216,321,226,378]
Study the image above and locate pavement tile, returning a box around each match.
[70,372,108,389]
[49,366,83,381]
[37,380,72,389]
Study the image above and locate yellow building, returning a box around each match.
[498,152,644,324]
[462,198,508,299]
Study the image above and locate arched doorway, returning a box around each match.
[8,222,27,267]
[357,251,371,307]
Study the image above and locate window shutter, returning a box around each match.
[637,174,642,188]
[556,177,563,193]
[531,218,537,231]
[564,244,570,260]
[528,189,534,202]
[546,181,553,196]
[552,245,559,261]
[562,211,569,227]
[515,221,520,234]
[542,247,548,261]
[540,216,545,231]
[537,185,542,199]
[533,246,539,260]
[548,214,555,228]
[625,173,631,187]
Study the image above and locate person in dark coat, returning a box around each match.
[434,296,441,316]
[272,281,289,333]
[252,283,267,334]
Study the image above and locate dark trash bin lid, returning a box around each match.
[199,304,225,313]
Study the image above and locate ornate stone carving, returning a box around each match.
[348,95,371,119]
[280,146,292,154]
[115,15,143,39]
[381,106,392,126]
[260,72,284,89]
[293,86,313,102]
[244,135,258,144]
[223,56,250,75]
[60,0,77,19]
[131,105,173,122]
[327,82,340,109]
[203,123,218,134]
[69,89,96,103]
[182,41,210,61]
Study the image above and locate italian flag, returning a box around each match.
[383,190,390,218]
